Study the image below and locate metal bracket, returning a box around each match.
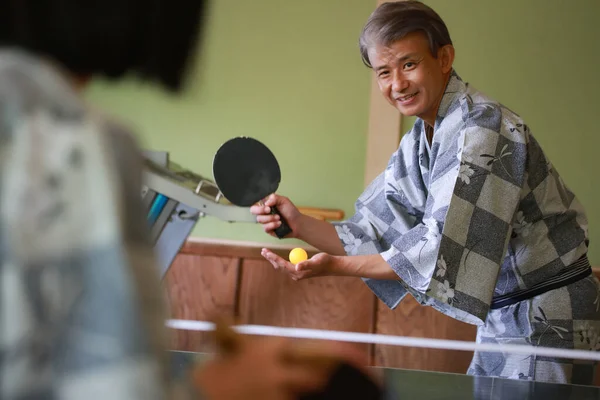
[142,151,255,278]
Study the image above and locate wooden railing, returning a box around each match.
[298,206,344,221]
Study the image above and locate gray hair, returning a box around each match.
[359,1,453,68]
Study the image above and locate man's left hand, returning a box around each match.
[260,249,339,281]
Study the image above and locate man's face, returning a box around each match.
[368,32,454,126]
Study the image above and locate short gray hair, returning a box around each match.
[359,1,453,68]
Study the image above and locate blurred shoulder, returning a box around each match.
[0,47,142,150]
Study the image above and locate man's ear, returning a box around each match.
[438,45,455,74]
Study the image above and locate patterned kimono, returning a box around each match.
[334,70,600,384]
[0,50,183,398]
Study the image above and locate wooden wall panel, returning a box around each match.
[237,258,376,364]
[164,253,241,352]
[374,296,477,374]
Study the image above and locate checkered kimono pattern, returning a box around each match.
[0,50,188,399]
[334,70,600,384]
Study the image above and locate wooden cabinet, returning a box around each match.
[163,239,600,377]
[163,239,477,374]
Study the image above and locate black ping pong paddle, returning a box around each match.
[213,137,293,239]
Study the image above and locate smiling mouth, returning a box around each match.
[397,92,418,101]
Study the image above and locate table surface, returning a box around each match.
[170,351,600,400]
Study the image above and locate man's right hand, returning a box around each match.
[250,193,347,256]
[250,193,302,239]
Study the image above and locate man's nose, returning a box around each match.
[391,71,409,93]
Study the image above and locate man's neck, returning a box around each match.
[425,124,434,146]
[422,71,453,128]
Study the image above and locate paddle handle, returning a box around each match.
[271,205,293,238]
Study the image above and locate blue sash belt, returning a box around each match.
[490,255,592,309]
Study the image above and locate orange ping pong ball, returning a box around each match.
[289,248,308,264]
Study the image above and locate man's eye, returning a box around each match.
[404,62,415,69]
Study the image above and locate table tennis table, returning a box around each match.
[142,153,600,399]
[169,350,600,399]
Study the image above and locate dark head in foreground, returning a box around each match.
[0,0,209,92]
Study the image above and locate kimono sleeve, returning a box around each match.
[332,156,415,310]
[382,115,526,326]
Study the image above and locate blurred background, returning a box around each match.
[86,0,599,262]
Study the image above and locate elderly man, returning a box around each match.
[253,0,600,385]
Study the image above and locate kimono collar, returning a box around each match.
[435,69,468,122]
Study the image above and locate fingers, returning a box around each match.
[261,248,282,270]
[256,215,282,232]
[295,253,332,275]
[294,260,310,272]
[251,203,283,234]
[261,248,292,271]
[256,213,279,223]
[263,221,283,234]
[249,194,279,214]
[261,248,310,280]
[294,258,317,276]
[264,193,280,207]
[261,193,288,209]
[250,203,272,216]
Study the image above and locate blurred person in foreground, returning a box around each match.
[0,1,373,399]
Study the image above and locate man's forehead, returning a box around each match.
[367,34,429,66]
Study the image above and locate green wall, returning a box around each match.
[86,0,600,264]
[85,0,374,248]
